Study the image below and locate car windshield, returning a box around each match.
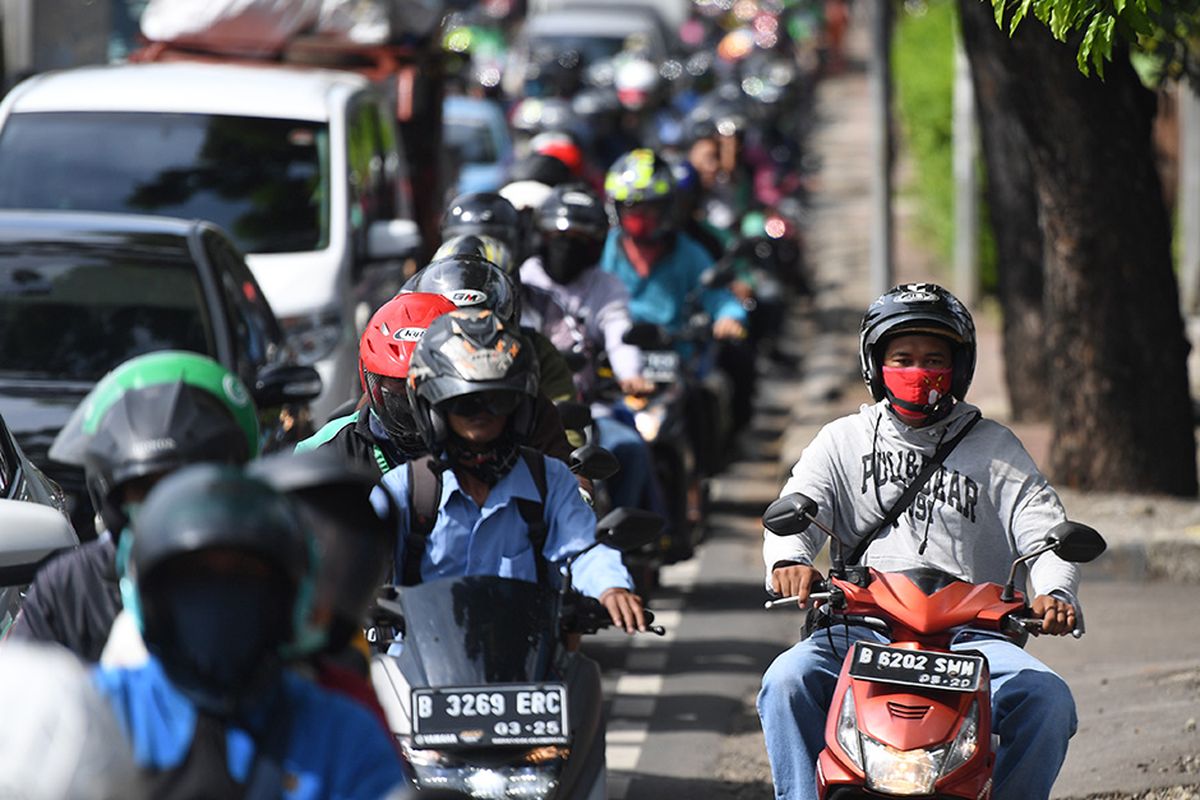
[0,112,331,255]
[0,243,217,382]
[445,117,498,164]
[529,34,630,64]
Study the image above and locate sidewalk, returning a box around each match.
[776,26,1200,586]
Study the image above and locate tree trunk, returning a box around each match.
[959,4,1197,495]
[956,0,1049,422]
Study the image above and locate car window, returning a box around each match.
[204,231,280,375]
[0,112,332,255]
[347,98,390,240]
[0,243,216,382]
[445,118,498,164]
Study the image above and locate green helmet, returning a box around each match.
[49,351,260,536]
[604,148,675,205]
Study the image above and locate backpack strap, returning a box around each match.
[846,411,982,566]
[515,447,550,587]
[403,456,443,587]
[242,689,292,800]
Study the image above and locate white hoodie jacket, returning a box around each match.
[764,401,1081,615]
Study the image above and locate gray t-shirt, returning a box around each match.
[764,401,1081,613]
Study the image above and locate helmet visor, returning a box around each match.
[365,374,416,438]
[443,390,523,418]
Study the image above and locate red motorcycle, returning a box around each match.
[762,493,1105,799]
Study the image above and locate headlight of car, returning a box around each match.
[280,310,345,366]
[861,735,947,796]
[400,739,568,799]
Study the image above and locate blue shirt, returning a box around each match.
[93,657,404,800]
[378,454,633,599]
[600,230,747,333]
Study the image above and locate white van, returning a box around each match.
[0,62,421,421]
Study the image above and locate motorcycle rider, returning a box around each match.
[295,292,458,475]
[758,284,1081,800]
[95,463,405,798]
[380,309,646,633]
[520,183,662,514]
[10,351,259,662]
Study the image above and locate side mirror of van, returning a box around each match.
[0,499,78,585]
[367,219,422,261]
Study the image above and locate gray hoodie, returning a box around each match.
[764,400,1081,615]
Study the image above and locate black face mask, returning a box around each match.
[445,428,521,487]
[542,234,604,285]
[145,572,292,717]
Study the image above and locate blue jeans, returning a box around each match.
[757,625,1077,800]
[595,416,662,513]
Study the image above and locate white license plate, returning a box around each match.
[412,683,569,747]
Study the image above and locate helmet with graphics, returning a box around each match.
[605,148,677,242]
[359,293,458,457]
[49,351,259,537]
[434,232,517,278]
[859,282,977,405]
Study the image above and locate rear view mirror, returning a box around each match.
[367,219,422,260]
[557,401,594,431]
[622,322,672,350]
[595,507,665,552]
[569,444,620,481]
[0,499,78,585]
[1046,522,1107,563]
[763,492,819,536]
[560,350,589,374]
[700,257,738,289]
[254,364,323,407]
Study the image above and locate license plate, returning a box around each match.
[849,643,984,693]
[412,684,569,748]
[643,351,680,383]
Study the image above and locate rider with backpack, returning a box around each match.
[378,308,645,632]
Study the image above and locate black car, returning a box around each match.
[0,211,321,537]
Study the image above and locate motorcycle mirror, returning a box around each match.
[595,507,664,552]
[700,257,738,289]
[557,400,594,431]
[560,349,590,374]
[762,493,819,536]
[1045,521,1107,563]
[569,444,620,481]
[622,322,671,350]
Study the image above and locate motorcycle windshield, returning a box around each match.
[397,575,559,687]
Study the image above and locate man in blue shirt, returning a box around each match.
[94,464,406,799]
[381,308,645,632]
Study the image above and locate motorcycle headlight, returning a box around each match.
[400,739,568,799]
[861,735,947,796]
[634,404,668,442]
[280,310,345,366]
[835,689,863,769]
[940,700,980,777]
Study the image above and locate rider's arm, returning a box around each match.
[591,272,642,381]
[763,425,841,593]
[541,458,633,599]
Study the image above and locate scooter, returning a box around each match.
[761,492,1107,799]
[368,507,667,800]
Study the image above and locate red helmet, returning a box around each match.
[532,132,584,176]
[359,292,457,453]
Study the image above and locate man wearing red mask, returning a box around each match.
[758,283,1083,800]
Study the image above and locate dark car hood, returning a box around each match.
[0,380,91,466]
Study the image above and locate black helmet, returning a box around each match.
[407,309,540,459]
[248,449,395,654]
[507,153,573,188]
[432,233,517,278]
[48,351,259,537]
[441,192,521,252]
[535,184,609,285]
[125,464,314,714]
[536,184,609,241]
[860,283,977,403]
[402,255,521,326]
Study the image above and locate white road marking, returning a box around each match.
[614,673,664,696]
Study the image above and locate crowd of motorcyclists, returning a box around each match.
[1,1,830,796]
[0,2,1101,799]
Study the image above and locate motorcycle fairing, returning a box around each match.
[838,569,1024,638]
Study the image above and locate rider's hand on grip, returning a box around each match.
[600,587,646,634]
[1030,594,1076,636]
[771,564,823,608]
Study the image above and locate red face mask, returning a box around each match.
[620,206,661,241]
[881,366,953,421]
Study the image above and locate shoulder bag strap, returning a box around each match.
[403,456,442,586]
[846,411,982,566]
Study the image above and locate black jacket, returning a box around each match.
[10,536,123,662]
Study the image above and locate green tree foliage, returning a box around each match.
[989,0,1200,80]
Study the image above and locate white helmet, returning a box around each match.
[0,641,142,799]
